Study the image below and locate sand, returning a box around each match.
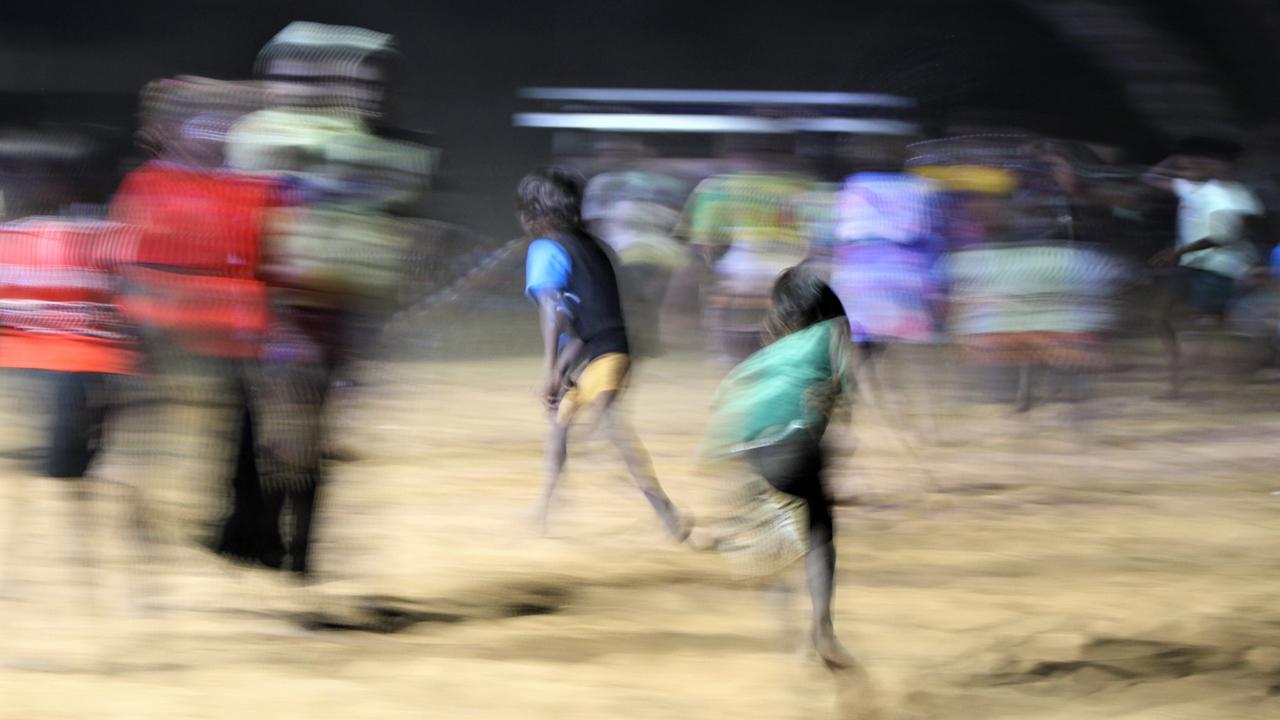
[1,314,1279,719]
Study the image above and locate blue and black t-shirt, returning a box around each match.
[525,230,630,361]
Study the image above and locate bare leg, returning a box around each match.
[61,478,105,671]
[1157,291,1183,398]
[853,345,888,416]
[763,577,799,654]
[66,480,98,603]
[0,476,29,600]
[286,483,319,579]
[534,412,569,535]
[1061,369,1088,442]
[899,343,941,444]
[751,440,859,673]
[599,393,688,540]
[802,493,854,670]
[854,346,936,493]
[115,480,164,615]
[1014,362,1034,413]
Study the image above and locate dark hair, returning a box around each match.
[1174,136,1243,163]
[763,266,846,342]
[516,166,585,236]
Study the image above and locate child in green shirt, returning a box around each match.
[703,266,856,669]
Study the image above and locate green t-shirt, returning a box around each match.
[678,172,812,249]
[702,318,850,457]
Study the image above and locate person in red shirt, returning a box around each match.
[111,78,295,571]
[0,136,142,612]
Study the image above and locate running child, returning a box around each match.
[701,266,858,669]
[518,167,689,541]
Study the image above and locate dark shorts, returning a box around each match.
[1170,267,1235,317]
[44,371,108,479]
[744,432,833,545]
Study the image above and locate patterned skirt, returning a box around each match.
[709,468,809,579]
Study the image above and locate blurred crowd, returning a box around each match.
[565,130,1274,414]
[0,22,436,582]
[0,18,1276,691]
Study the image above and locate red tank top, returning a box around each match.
[112,163,282,358]
[0,219,138,374]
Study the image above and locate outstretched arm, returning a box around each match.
[1141,155,1184,194]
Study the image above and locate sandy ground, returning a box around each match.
[1,313,1279,719]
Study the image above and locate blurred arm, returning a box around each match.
[533,291,579,408]
[1141,155,1183,193]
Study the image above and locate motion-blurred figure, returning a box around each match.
[1143,137,1265,397]
[833,169,943,346]
[678,146,812,363]
[700,267,858,671]
[519,167,689,540]
[0,127,143,635]
[829,161,945,439]
[582,167,689,358]
[945,144,1128,413]
[112,77,283,570]
[214,22,425,578]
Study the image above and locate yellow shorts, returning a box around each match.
[556,352,631,425]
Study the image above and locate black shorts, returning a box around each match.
[744,432,833,545]
[44,371,108,479]
[1170,267,1235,317]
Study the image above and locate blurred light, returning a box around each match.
[514,113,917,135]
[787,118,918,135]
[514,113,789,133]
[518,87,916,108]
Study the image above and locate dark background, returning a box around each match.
[0,0,1276,239]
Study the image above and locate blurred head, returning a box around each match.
[594,136,646,164]
[1172,136,1242,181]
[763,266,846,341]
[516,167,585,237]
[842,139,908,175]
[719,133,796,173]
[255,22,400,123]
[1022,139,1078,192]
[137,77,266,166]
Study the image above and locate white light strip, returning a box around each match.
[513,113,790,133]
[518,87,915,108]
[514,113,918,135]
[788,118,919,135]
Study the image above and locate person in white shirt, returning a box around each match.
[1143,137,1265,397]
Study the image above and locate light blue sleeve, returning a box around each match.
[525,238,571,299]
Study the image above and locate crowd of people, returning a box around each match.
[520,129,1273,676]
[0,21,1274,704]
[0,23,433,591]
[572,132,1272,414]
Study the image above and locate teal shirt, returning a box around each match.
[702,318,851,458]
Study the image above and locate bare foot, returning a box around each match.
[667,511,695,544]
[814,629,859,671]
[529,503,551,537]
[684,526,720,551]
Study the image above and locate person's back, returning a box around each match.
[543,228,630,362]
[1172,177,1263,279]
[836,171,939,246]
[699,266,858,671]
[705,318,848,457]
[112,158,279,360]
